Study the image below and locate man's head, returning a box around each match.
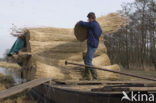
[87,12,96,22]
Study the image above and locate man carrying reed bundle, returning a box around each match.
[78,12,102,80]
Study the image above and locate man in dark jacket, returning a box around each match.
[79,12,102,80]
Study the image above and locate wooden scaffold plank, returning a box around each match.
[0,78,51,100]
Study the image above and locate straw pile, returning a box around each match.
[17,26,121,81]
[97,12,127,34]
[19,12,125,80]
[93,54,111,66]
[0,61,21,69]
[97,64,120,80]
[35,61,65,79]
[74,12,127,42]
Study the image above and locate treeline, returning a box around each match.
[104,0,156,69]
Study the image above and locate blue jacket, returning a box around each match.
[79,21,102,48]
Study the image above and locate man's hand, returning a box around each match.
[77,21,81,24]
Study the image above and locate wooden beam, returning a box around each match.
[0,78,51,100]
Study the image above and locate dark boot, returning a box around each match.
[80,67,90,80]
[90,69,97,80]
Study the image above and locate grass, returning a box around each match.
[0,93,37,103]
[0,61,21,69]
[0,73,14,90]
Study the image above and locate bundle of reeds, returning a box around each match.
[20,26,120,80]
[35,62,65,79]
[0,61,21,69]
[97,64,120,80]
[93,54,111,66]
[74,23,88,42]
[97,12,127,34]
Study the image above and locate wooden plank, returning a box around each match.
[53,80,155,85]
[0,78,51,100]
[130,87,156,91]
[51,80,156,92]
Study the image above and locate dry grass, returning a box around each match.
[97,64,120,80]
[93,54,111,66]
[0,61,21,69]
[35,62,65,79]
[97,12,127,34]
[28,27,73,42]
[0,73,14,91]
[0,73,36,103]
[0,93,37,103]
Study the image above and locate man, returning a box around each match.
[7,29,26,66]
[7,34,26,56]
[79,12,102,80]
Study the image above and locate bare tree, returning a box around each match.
[104,0,156,70]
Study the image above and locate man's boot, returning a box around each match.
[80,67,90,80]
[90,69,97,80]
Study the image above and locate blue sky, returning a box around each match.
[0,0,134,57]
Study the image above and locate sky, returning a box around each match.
[0,0,134,58]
